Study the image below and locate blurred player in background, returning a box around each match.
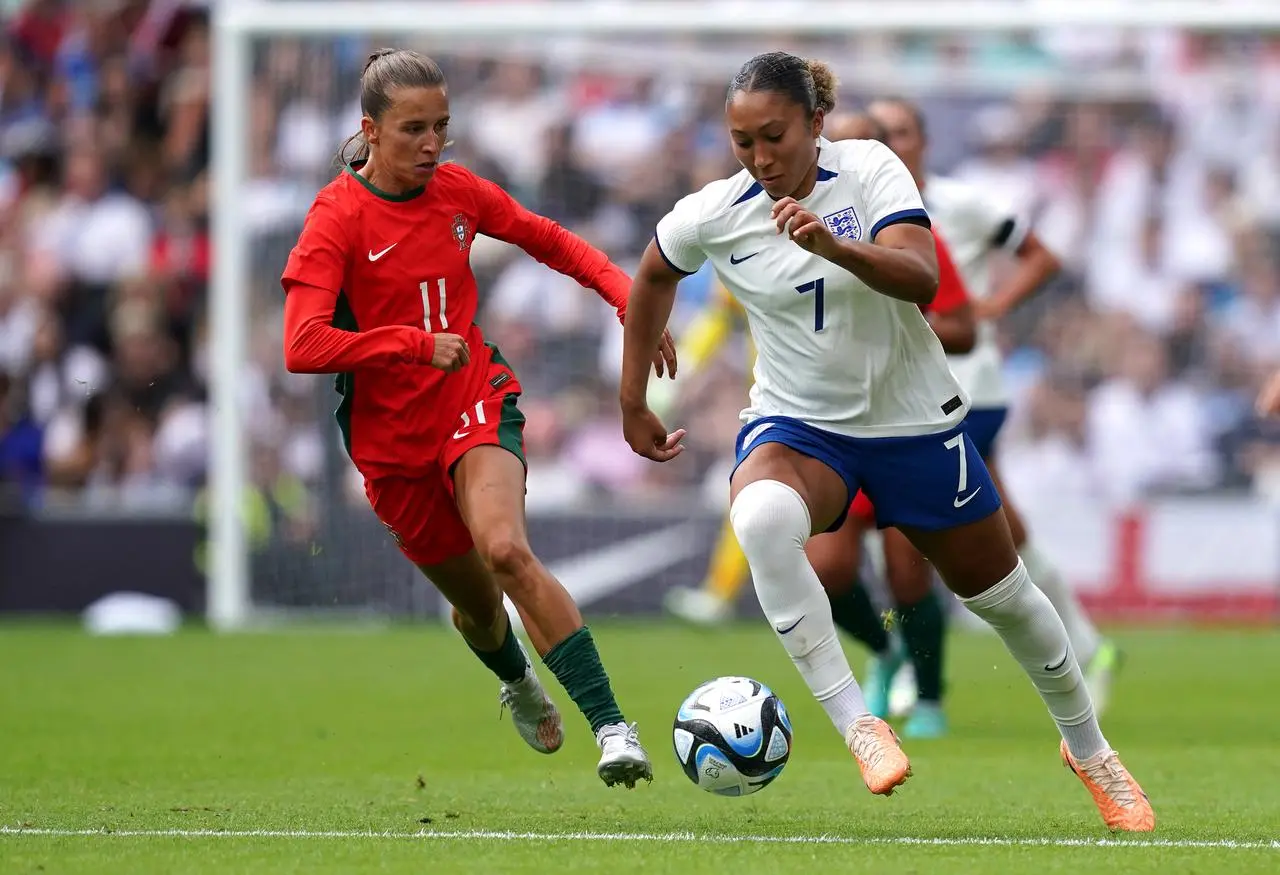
[620,52,1153,830]
[281,49,677,789]
[869,97,1121,717]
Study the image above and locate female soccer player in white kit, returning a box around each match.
[618,52,1154,832]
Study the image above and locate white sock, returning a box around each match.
[1019,541,1101,665]
[962,560,1107,760]
[730,479,869,737]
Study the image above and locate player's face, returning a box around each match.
[726,90,822,199]
[364,86,450,189]
[868,101,924,176]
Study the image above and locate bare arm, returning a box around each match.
[620,241,683,412]
[980,229,1061,319]
[824,223,940,306]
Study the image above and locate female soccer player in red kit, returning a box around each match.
[281,49,675,789]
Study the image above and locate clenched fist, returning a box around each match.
[430,333,471,372]
[772,196,843,261]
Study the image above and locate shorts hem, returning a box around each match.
[874,498,1004,533]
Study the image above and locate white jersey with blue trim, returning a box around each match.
[923,174,1029,410]
[655,137,969,439]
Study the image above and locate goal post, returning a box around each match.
[208,0,1280,631]
[208,3,254,631]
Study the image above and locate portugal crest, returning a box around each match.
[452,213,471,250]
[822,206,862,241]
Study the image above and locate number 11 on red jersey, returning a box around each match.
[420,278,447,331]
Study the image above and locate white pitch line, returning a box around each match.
[1,827,1277,850]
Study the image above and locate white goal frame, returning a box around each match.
[209,0,1280,630]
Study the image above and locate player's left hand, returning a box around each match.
[621,403,686,463]
[654,328,678,379]
[773,197,842,261]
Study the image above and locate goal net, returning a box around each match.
[209,1,1280,629]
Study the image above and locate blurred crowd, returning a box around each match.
[2,0,1280,521]
[0,0,209,512]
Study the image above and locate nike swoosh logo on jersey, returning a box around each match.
[368,243,397,261]
[452,428,472,440]
[953,487,982,508]
[775,616,804,635]
[729,252,759,265]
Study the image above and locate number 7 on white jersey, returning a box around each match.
[795,278,826,332]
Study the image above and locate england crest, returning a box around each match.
[822,206,862,241]
[451,213,471,251]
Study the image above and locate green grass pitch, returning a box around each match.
[1,621,1277,873]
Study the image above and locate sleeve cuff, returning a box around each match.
[654,234,697,276]
[870,208,931,240]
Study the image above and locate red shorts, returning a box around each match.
[849,490,876,526]
[364,359,526,567]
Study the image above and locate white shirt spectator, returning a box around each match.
[30,191,152,286]
[1087,378,1217,505]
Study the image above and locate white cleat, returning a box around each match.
[663,586,733,626]
[499,671,564,754]
[595,722,653,788]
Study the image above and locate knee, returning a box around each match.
[730,480,811,557]
[476,531,537,583]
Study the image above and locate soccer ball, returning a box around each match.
[672,676,792,796]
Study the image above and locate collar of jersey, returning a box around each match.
[345,162,425,202]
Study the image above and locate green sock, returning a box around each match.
[464,615,528,684]
[827,580,890,655]
[897,589,947,702]
[542,626,625,733]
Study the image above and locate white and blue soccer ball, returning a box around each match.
[672,676,792,796]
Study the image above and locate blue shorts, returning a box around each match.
[964,407,1008,459]
[732,416,1002,533]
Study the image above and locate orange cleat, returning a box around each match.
[846,715,912,796]
[1061,741,1156,832]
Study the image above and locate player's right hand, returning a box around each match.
[429,333,470,372]
[621,404,686,463]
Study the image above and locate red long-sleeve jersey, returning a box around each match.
[281,163,631,479]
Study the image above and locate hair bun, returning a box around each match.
[805,59,839,114]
